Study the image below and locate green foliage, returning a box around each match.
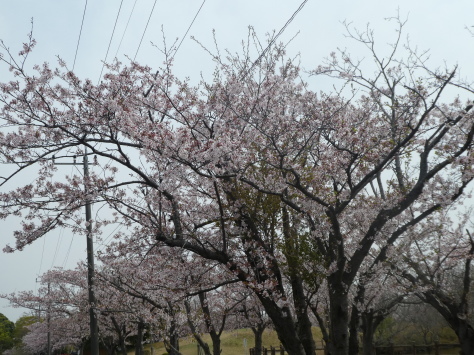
[374,315,458,346]
[0,313,15,353]
[437,327,458,344]
[12,316,37,348]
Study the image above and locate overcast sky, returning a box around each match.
[0,0,473,322]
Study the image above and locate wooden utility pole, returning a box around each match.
[47,282,51,355]
[54,150,99,355]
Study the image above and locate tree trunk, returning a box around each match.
[310,305,330,348]
[281,206,316,355]
[198,292,223,355]
[209,332,221,355]
[361,313,375,355]
[257,295,306,355]
[102,337,116,355]
[291,275,317,355]
[327,288,349,355]
[165,319,180,355]
[422,291,474,355]
[135,320,145,355]
[455,321,474,355]
[111,316,128,355]
[252,325,265,355]
[184,299,212,355]
[348,304,359,355]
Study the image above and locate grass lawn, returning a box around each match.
[138,328,324,355]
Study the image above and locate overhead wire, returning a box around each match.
[97,223,124,254]
[50,227,64,269]
[62,235,74,268]
[134,0,158,61]
[173,0,206,58]
[98,0,125,83]
[73,0,88,71]
[114,0,139,59]
[63,1,304,266]
[37,236,46,278]
[241,0,309,81]
[52,163,76,269]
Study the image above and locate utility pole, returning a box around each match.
[47,282,51,355]
[35,278,51,355]
[54,149,99,355]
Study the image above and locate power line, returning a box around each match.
[97,223,123,254]
[73,0,88,71]
[62,235,74,268]
[241,0,309,80]
[98,0,125,83]
[37,236,46,278]
[134,0,158,61]
[174,0,206,58]
[114,0,139,59]
[50,228,64,269]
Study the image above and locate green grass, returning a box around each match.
[138,328,324,355]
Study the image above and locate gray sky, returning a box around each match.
[0,0,473,322]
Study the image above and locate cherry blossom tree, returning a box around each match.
[99,247,190,355]
[348,271,406,355]
[392,212,474,354]
[2,267,91,353]
[1,19,474,355]
[234,289,272,355]
[185,284,248,355]
[3,266,145,355]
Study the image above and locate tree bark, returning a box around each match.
[251,325,265,355]
[257,295,307,355]
[135,320,145,355]
[198,292,223,355]
[282,206,316,355]
[348,304,359,355]
[111,316,128,355]
[453,320,474,355]
[360,313,375,355]
[184,299,212,355]
[165,318,181,355]
[291,275,316,355]
[310,305,330,349]
[327,287,349,355]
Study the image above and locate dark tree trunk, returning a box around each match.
[117,335,127,355]
[282,206,316,355]
[198,292,223,355]
[360,313,375,355]
[257,295,306,355]
[327,286,349,355]
[422,289,474,355]
[291,275,317,355]
[102,337,117,355]
[251,326,265,355]
[454,320,474,355]
[361,310,387,355]
[165,319,181,355]
[310,305,330,348]
[209,332,221,355]
[348,304,360,355]
[111,316,128,355]
[184,299,212,355]
[135,320,145,355]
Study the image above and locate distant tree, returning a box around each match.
[349,273,405,355]
[0,313,14,352]
[9,315,37,353]
[394,214,474,354]
[238,290,272,355]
